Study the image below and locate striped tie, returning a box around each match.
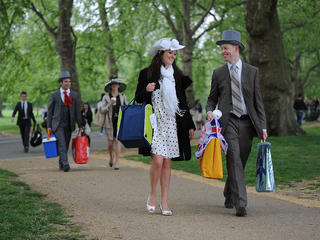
[230,65,242,118]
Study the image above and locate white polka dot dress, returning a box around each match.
[151,84,180,159]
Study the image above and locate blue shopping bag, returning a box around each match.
[256,141,276,192]
[117,98,153,148]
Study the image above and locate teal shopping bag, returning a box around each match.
[256,141,276,192]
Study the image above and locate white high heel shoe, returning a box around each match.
[159,204,173,216]
[146,196,156,213]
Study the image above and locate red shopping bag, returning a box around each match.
[72,136,89,164]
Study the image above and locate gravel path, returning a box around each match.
[0,151,319,240]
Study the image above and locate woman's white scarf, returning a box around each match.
[161,65,180,117]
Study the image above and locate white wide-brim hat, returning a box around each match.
[104,78,127,93]
[149,37,185,56]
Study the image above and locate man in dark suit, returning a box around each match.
[206,30,268,217]
[47,71,82,172]
[11,91,37,153]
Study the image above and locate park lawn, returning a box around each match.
[0,168,87,240]
[0,110,43,135]
[125,126,320,187]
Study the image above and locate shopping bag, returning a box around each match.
[256,141,276,192]
[30,124,42,147]
[200,138,223,179]
[72,134,89,164]
[117,98,153,148]
[42,131,58,158]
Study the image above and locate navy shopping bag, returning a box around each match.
[117,98,153,148]
[256,141,276,192]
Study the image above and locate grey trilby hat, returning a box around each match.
[58,71,71,82]
[104,78,127,93]
[216,30,245,51]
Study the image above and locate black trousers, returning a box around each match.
[19,119,31,148]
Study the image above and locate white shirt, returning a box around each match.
[21,101,28,119]
[227,59,247,115]
[60,88,70,103]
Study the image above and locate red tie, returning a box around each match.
[64,91,72,107]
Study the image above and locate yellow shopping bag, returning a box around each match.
[200,138,223,179]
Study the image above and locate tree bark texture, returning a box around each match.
[30,0,81,100]
[98,0,118,80]
[245,0,303,136]
[55,0,81,99]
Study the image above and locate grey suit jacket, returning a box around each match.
[206,63,266,138]
[47,89,82,132]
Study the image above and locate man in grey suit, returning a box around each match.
[47,71,82,172]
[206,30,268,216]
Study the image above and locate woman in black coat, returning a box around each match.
[135,38,195,216]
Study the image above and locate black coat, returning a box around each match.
[135,68,195,161]
[12,102,36,126]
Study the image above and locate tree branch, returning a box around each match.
[153,3,180,40]
[29,1,57,39]
[191,0,214,36]
[303,52,320,86]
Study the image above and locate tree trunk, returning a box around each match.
[291,53,304,97]
[0,92,3,117]
[180,0,195,106]
[245,0,303,136]
[98,0,118,80]
[55,0,81,99]
[180,38,195,106]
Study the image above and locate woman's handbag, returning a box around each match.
[30,124,42,147]
[256,141,276,192]
[117,98,153,148]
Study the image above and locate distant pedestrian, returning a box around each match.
[11,91,37,153]
[304,97,310,120]
[47,71,82,172]
[101,78,128,170]
[192,99,203,130]
[81,102,93,127]
[311,96,319,112]
[293,94,307,126]
[135,37,195,216]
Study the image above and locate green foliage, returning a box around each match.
[0,168,85,240]
[278,0,320,97]
[125,126,320,187]
[1,0,319,112]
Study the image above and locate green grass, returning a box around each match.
[125,127,320,187]
[0,168,86,240]
[0,110,43,135]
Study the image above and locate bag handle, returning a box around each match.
[123,97,148,111]
[123,97,136,111]
[47,130,52,140]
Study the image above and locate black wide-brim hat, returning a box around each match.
[58,71,71,82]
[104,78,127,93]
[216,30,245,51]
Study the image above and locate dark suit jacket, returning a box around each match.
[47,89,82,132]
[135,68,195,160]
[12,102,36,125]
[206,62,266,138]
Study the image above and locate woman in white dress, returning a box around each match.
[135,38,195,216]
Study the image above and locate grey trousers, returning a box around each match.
[223,115,255,208]
[54,126,72,167]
